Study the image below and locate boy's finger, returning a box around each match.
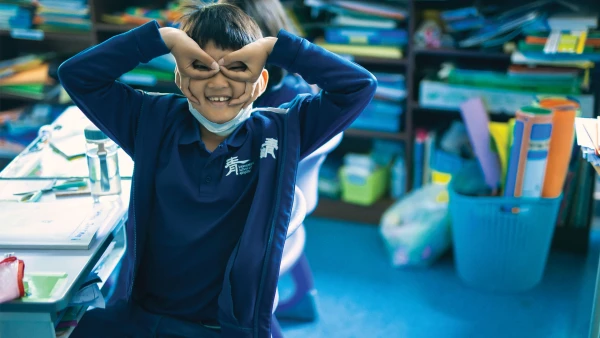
[228,82,252,106]
[217,50,247,68]
[244,85,260,109]
[175,70,181,89]
[181,77,199,104]
[219,66,254,82]
[192,47,220,71]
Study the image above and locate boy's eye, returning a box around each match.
[228,63,247,71]
[193,64,210,70]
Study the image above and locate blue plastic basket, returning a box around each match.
[449,188,562,292]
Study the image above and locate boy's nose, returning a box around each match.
[207,71,229,89]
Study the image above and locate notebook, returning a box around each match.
[0,201,124,250]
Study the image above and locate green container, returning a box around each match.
[340,166,389,206]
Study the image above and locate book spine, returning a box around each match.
[325,28,407,46]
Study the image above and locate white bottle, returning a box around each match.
[84,125,122,203]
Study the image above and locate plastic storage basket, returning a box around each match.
[449,188,562,292]
[340,166,389,206]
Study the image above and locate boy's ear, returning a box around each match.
[255,68,269,98]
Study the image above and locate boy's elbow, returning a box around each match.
[360,71,377,101]
[366,72,377,97]
[57,60,73,88]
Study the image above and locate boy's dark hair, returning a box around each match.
[218,0,297,38]
[177,2,263,51]
[217,0,298,87]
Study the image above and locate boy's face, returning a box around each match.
[187,40,267,124]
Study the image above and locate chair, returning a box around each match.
[271,133,343,338]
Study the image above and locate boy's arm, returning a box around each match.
[58,21,171,156]
[268,30,377,158]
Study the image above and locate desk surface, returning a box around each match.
[0,138,134,179]
[0,179,130,314]
[1,106,133,179]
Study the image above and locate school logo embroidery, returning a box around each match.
[225,156,253,176]
[260,138,278,159]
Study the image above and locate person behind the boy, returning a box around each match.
[59,3,376,337]
[218,0,315,108]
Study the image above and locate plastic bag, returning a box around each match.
[0,254,25,303]
[379,183,451,267]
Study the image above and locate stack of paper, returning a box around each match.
[574,117,600,173]
[0,201,123,249]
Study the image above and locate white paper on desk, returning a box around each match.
[0,201,120,249]
[575,117,599,149]
[0,180,51,201]
[69,284,105,309]
[51,106,91,139]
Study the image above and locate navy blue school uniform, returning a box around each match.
[59,21,375,337]
[254,73,313,108]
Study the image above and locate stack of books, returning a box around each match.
[102,1,186,28]
[0,53,63,100]
[351,72,405,133]
[0,1,34,30]
[34,0,91,32]
[309,1,407,60]
[418,63,595,115]
[515,12,600,61]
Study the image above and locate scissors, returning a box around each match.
[13,178,89,202]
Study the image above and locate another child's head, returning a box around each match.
[218,0,297,86]
[177,3,269,124]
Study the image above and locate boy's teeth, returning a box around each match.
[208,96,230,102]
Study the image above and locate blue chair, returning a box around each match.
[272,133,343,337]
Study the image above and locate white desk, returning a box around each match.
[0,106,133,180]
[0,179,130,338]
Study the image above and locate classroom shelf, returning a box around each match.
[312,197,395,225]
[345,129,407,141]
[552,226,590,254]
[94,23,138,33]
[0,92,48,103]
[352,56,408,67]
[0,29,92,42]
[410,102,454,112]
[414,47,512,60]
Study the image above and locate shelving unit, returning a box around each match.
[311,0,599,255]
[1,0,598,252]
[344,129,408,141]
[413,47,512,60]
[312,197,395,225]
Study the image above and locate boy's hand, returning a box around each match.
[160,27,219,103]
[230,81,262,109]
[218,37,276,82]
[218,37,277,107]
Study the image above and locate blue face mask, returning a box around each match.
[188,100,253,137]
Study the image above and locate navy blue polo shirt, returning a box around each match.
[136,113,258,323]
[255,73,313,108]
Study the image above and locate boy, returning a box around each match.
[218,0,316,108]
[59,3,375,338]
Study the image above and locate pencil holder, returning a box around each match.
[449,186,562,292]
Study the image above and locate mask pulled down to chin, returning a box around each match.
[187,100,253,137]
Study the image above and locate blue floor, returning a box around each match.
[279,217,600,338]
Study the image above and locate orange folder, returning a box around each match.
[538,97,579,198]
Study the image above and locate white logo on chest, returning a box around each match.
[225,156,253,176]
[260,138,278,159]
